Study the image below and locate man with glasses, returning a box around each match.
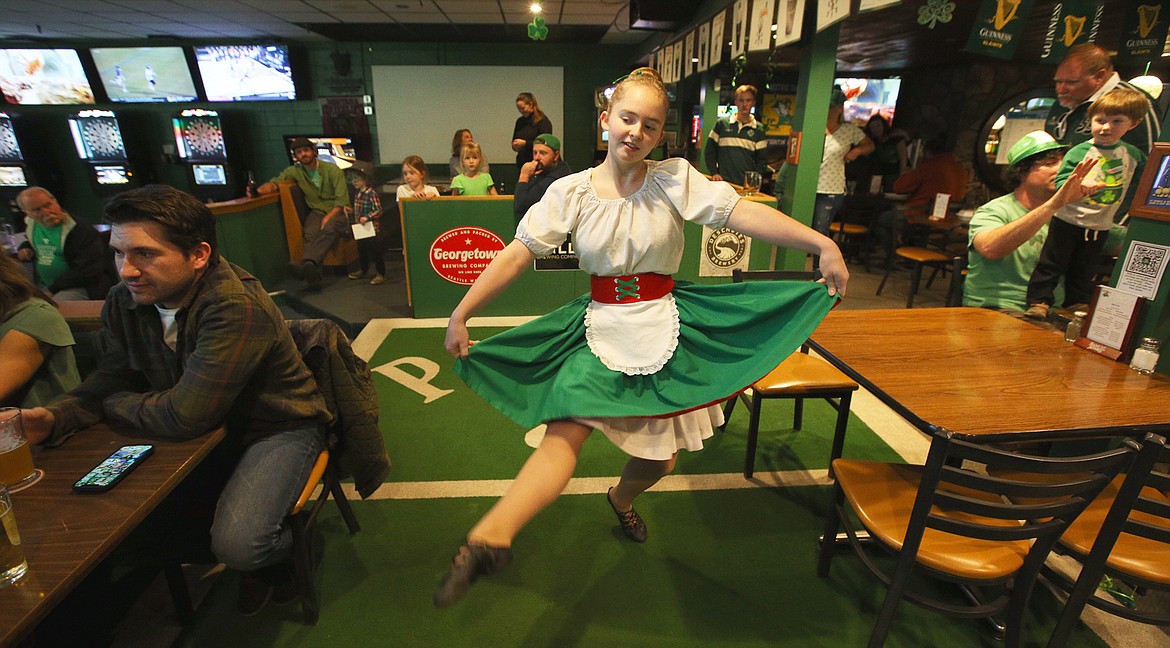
[964,132,1098,313]
[15,187,113,300]
[1045,43,1160,152]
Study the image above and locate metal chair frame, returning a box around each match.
[818,430,1136,648]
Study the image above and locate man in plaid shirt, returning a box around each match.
[22,185,332,616]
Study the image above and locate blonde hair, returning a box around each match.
[734,84,758,101]
[401,155,428,181]
[608,66,669,113]
[459,142,484,174]
[516,92,545,124]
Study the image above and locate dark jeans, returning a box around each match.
[1026,218,1108,307]
[357,234,386,276]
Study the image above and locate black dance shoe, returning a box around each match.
[433,541,514,608]
[607,487,648,543]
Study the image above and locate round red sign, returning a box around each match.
[429,227,507,285]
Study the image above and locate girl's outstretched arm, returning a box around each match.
[445,239,537,358]
[726,200,849,297]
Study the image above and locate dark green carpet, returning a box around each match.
[175,490,1106,647]
[169,323,1106,647]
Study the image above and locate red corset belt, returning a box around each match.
[589,273,675,304]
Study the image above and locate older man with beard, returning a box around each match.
[1045,43,1160,151]
[15,187,114,300]
[513,134,572,222]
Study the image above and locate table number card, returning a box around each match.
[1076,285,1146,361]
[930,193,950,220]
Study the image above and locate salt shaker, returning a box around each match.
[1129,338,1161,375]
[1064,311,1087,343]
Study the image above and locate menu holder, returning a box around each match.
[1074,285,1146,361]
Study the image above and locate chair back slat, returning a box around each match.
[903,432,1134,558]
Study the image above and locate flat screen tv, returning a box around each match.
[0,112,23,162]
[834,77,902,125]
[0,49,95,105]
[194,45,296,102]
[90,46,198,103]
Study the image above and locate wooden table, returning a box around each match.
[55,299,105,332]
[0,424,224,647]
[807,308,1170,443]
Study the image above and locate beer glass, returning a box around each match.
[0,486,27,586]
[0,409,37,491]
[743,171,762,196]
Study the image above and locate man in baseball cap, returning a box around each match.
[963,130,1098,313]
[514,133,572,222]
[250,136,349,290]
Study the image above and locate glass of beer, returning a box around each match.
[0,485,27,586]
[743,171,762,196]
[0,409,37,491]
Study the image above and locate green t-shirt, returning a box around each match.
[0,299,80,408]
[964,194,1052,312]
[31,221,69,290]
[272,160,348,214]
[451,173,495,196]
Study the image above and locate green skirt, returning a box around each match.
[454,280,836,428]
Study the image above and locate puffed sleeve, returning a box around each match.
[651,158,741,229]
[514,172,584,256]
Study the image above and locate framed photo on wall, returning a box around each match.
[1129,142,1170,223]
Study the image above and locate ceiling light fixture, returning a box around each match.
[530,2,542,12]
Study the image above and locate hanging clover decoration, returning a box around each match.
[917,0,955,29]
[528,16,548,41]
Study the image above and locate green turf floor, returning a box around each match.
[169,322,1107,647]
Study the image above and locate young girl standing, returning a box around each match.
[346,169,386,285]
[450,142,498,196]
[434,68,848,608]
[396,156,439,201]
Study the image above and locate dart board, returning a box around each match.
[79,117,127,161]
[0,119,21,162]
[179,116,226,160]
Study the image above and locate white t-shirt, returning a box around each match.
[396,184,439,200]
[817,122,865,195]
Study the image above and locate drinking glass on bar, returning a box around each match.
[0,485,27,587]
[743,171,761,196]
[0,409,37,492]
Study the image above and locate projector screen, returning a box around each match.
[372,65,563,169]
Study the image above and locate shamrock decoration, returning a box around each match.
[917,0,955,30]
[528,16,548,41]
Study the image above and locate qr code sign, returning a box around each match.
[1126,244,1166,278]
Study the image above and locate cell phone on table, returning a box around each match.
[72,444,155,493]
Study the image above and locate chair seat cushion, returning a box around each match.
[1058,476,1170,585]
[834,459,1030,580]
[895,247,950,263]
[753,352,859,395]
[831,222,868,235]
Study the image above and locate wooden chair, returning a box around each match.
[876,246,963,308]
[288,448,361,625]
[1044,433,1170,648]
[718,269,859,479]
[830,220,870,268]
[817,430,1136,648]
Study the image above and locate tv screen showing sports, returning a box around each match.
[0,49,95,105]
[0,165,27,187]
[0,113,23,162]
[192,164,227,185]
[194,45,296,102]
[834,77,902,125]
[90,47,198,103]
